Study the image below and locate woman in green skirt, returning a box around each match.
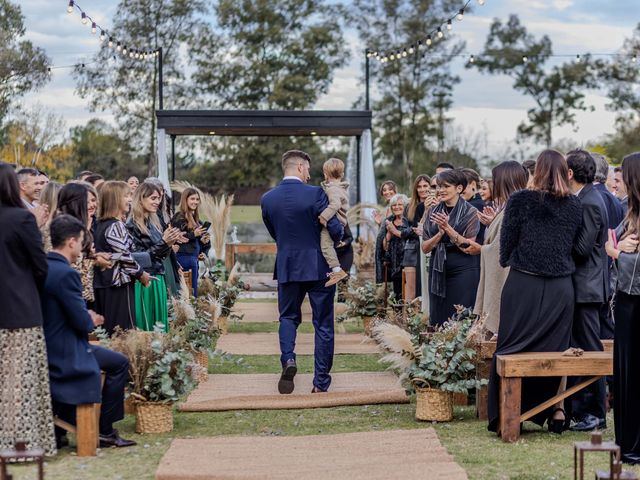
[127,181,186,331]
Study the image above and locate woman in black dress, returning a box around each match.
[605,151,640,464]
[422,169,480,326]
[383,194,410,300]
[375,180,398,284]
[487,150,582,434]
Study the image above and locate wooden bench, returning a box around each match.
[475,340,613,420]
[225,243,276,272]
[53,372,105,456]
[496,351,613,442]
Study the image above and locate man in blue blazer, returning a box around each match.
[42,215,135,448]
[261,150,343,394]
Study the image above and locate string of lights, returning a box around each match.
[65,0,159,60]
[398,52,639,65]
[366,0,478,63]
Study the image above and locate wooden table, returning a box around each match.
[225,243,276,272]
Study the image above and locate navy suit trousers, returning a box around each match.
[278,280,336,391]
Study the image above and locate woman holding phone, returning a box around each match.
[171,187,211,296]
[403,175,433,300]
[127,181,184,331]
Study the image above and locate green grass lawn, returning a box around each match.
[230,205,261,224]
[9,319,640,479]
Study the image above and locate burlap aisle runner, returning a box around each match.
[234,301,348,323]
[178,372,409,412]
[155,428,468,480]
[216,332,378,355]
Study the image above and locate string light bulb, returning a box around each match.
[469,55,475,63]
[632,54,638,63]
[108,37,114,48]
[122,46,128,55]
[426,35,432,46]
[402,49,408,57]
[447,19,453,31]
[99,31,105,42]
[91,22,97,34]
[67,1,74,13]
[576,54,582,63]
[478,0,485,5]
[437,27,444,39]
[116,41,121,51]
[457,8,464,21]
[408,45,415,54]
[81,12,88,24]
[522,55,528,63]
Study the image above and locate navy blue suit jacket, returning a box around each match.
[594,182,624,229]
[42,252,101,405]
[261,179,343,283]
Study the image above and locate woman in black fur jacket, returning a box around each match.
[487,150,582,435]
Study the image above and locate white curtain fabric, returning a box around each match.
[156,128,171,196]
[345,136,358,206]
[359,129,377,240]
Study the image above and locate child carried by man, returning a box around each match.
[319,158,350,287]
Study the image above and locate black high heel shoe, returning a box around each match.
[548,408,567,434]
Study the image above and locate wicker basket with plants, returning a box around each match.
[171,294,222,383]
[107,328,197,434]
[340,279,388,335]
[372,306,486,422]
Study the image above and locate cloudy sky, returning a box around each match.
[18,0,639,156]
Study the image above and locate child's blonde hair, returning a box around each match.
[323,158,345,180]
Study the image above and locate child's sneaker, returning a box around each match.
[325,269,348,287]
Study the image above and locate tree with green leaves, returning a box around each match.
[0,0,50,130]
[69,119,146,180]
[470,15,600,148]
[601,23,640,122]
[74,0,208,175]
[354,0,467,189]
[186,0,350,191]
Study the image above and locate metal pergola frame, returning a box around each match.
[155,109,372,203]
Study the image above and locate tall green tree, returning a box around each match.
[354,0,466,189]
[0,0,50,130]
[69,119,145,180]
[602,23,640,122]
[187,0,350,191]
[74,0,208,175]
[470,14,599,147]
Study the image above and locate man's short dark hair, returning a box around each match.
[17,167,39,182]
[436,168,468,190]
[50,214,85,249]
[281,150,311,171]
[566,149,596,185]
[436,162,455,170]
[460,167,481,186]
[37,169,49,178]
[85,174,104,185]
[77,170,94,179]
[614,166,623,173]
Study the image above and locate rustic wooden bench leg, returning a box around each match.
[76,403,99,457]
[500,377,522,442]
[476,357,492,420]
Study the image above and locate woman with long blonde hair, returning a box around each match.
[127,181,184,331]
[170,187,211,296]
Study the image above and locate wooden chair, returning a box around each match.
[496,351,613,442]
[53,372,106,456]
[182,270,193,295]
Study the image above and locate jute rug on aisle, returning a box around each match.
[178,372,409,412]
[216,333,378,355]
[235,301,348,323]
[155,428,468,480]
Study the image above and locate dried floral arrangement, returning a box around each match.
[372,306,487,394]
[198,260,247,320]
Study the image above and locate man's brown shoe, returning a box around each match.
[325,269,348,287]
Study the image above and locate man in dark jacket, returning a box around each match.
[568,150,609,432]
[42,215,135,448]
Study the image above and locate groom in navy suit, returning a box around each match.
[261,150,343,393]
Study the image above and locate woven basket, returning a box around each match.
[194,350,209,383]
[218,316,229,335]
[124,396,136,415]
[362,316,374,336]
[415,387,453,422]
[135,402,173,433]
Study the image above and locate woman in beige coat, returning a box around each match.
[461,161,528,335]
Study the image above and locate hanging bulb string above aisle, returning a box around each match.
[65,0,159,60]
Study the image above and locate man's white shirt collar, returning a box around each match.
[283,176,303,182]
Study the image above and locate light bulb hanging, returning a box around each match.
[437,27,444,39]
[67,0,74,13]
[81,12,88,24]
[456,8,464,21]
[447,19,453,31]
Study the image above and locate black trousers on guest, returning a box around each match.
[53,346,129,436]
[614,292,640,464]
[568,303,606,421]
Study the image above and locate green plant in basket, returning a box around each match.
[171,295,222,353]
[408,307,487,394]
[342,279,388,318]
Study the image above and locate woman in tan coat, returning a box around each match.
[461,161,528,335]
